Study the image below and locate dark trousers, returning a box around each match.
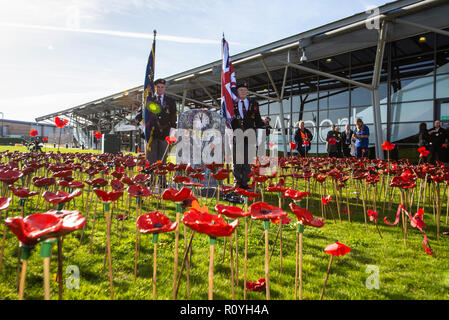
[343,145,352,157]
[430,145,443,164]
[146,138,168,186]
[233,137,252,188]
[328,152,338,158]
[355,146,368,158]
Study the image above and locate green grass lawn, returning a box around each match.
[0,147,448,300]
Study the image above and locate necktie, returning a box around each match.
[241,100,247,118]
[157,95,162,105]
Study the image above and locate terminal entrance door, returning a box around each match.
[437,99,449,128]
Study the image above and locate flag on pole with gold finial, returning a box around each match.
[142,30,159,155]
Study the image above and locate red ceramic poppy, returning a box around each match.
[127,185,152,198]
[173,175,191,184]
[253,175,269,183]
[328,138,336,145]
[165,136,177,145]
[0,170,23,185]
[268,142,275,149]
[42,189,82,204]
[94,131,103,139]
[283,188,310,201]
[182,209,239,238]
[367,209,378,222]
[53,170,73,179]
[321,195,332,206]
[43,137,48,142]
[94,189,123,203]
[0,197,11,211]
[54,116,69,128]
[85,178,108,188]
[221,185,237,194]
[184,181,204,188]
[215,204,250,219]
[271,216,291,225]
[381,141,395,151]
[44,210,87,236]
[189,172,205,181]
[315,174,327,183]
[289,203,325,228]
[235,188,260,199]
[110,179,125,191]
[211,169,229,181]
[33,177,56,188]
[58,180,71,188]
[9,186,39,199]
[5,211,85,246]
[266,183,286,193]
[5,213,63,246]
[324,241,351,257]
[249,202,287,220]
[69,181,84,189]
[289,142,297,150]
[246,278,266,292]
[418,147,429,158]
[162,187,192,203]
[137,211,178,234]
[30,129,38,137]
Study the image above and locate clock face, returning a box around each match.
[193,112,210,129]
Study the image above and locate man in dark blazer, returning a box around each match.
[341,124,354,158]
[231,82,265,189]
[428,120,448,164]
[326,124,340,158]
[136,78,177,165]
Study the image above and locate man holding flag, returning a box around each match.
[137,30,177,170]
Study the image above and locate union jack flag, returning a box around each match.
[220,36,238,128]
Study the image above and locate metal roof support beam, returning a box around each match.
[260,54,289,156]
[392,18,449,37]
[165,91,214,109]
[195,80,219,107]
[371,21,388,160]
[202,77,280,102]
[181,89,187,113]
[272,58,374,91]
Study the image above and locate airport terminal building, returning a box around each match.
[36,0,449,159]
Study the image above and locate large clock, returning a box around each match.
[193,112,211,130]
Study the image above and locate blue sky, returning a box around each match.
[0,0,389,122]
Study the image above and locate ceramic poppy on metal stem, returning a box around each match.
[136,211,177,299]
[249,201,287,300]
[183,201,238,300]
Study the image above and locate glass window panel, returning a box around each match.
[319,108,349,128]
[320,89,349,109]
[269,102,280,114]
[436,74,449,99]
[436,51,449,74]
[390,122,433,143]
[351,86,372,106]
[292,93,318,112]
[390,101,433,123]
[391,76,434,102]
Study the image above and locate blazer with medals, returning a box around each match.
[230,98,264,131]
[136,95,177,140]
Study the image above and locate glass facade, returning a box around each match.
[263,31,449,153]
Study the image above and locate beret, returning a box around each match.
[236,82,248,89]
[154,78,166,85]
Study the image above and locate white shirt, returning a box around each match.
[238,99,249,119]
[156,94,164,105]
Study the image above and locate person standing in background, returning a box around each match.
[326,124,339,158]
[341,124,354,158]
[335,126,343,158]
[353,118,369,158]
[428,120,447,164]
[294,120,313,157]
